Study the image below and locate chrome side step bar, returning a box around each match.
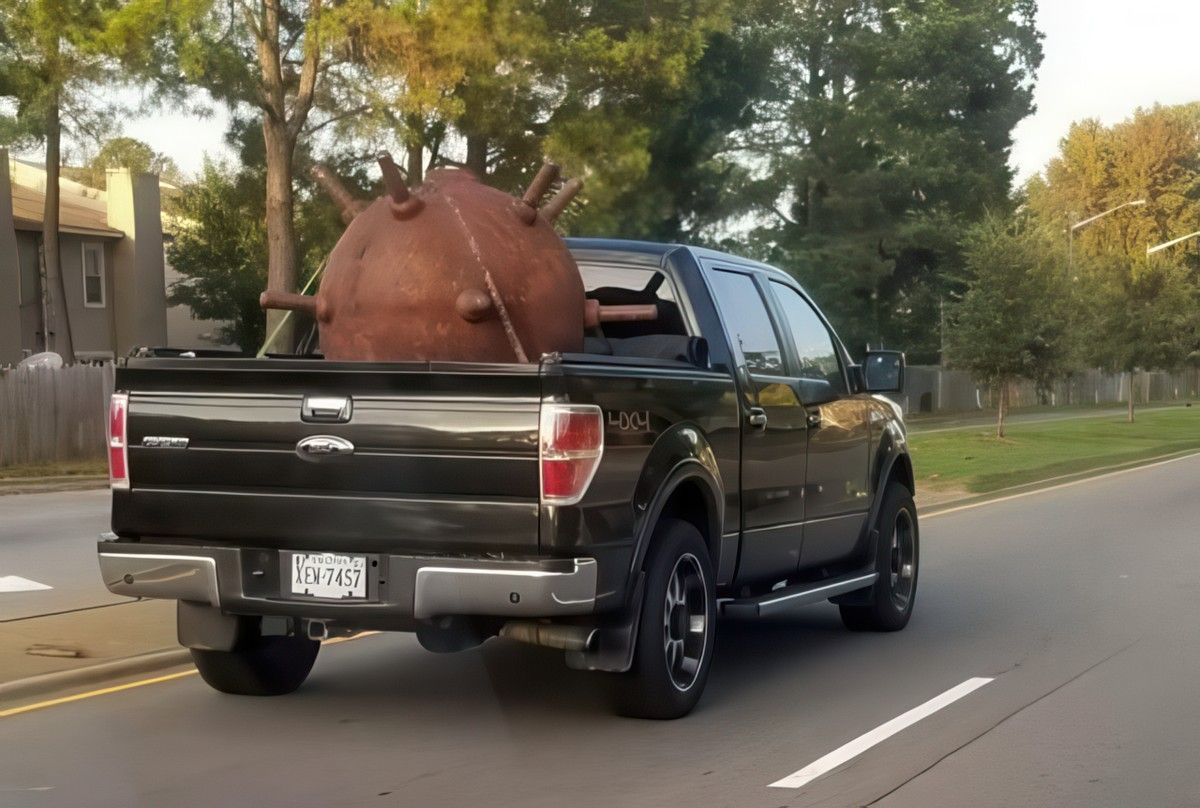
[719,571,878,618]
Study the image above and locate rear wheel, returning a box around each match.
[610,519,715,719]
[192,633,320,696]
[840,481,918,632]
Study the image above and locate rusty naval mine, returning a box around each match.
[260,153,656,362]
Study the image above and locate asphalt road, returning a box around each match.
[0,489,121,620]
[1,455,1199,807]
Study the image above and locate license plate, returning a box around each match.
[290,552,368,599]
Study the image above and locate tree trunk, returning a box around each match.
[996,381,1008,439]
[43,92,75,363]
[262,118,298,352]
[1127,370,1135,423]
[465,134,488,178]
[406,141,423,185]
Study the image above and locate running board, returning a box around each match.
[719,572,878,618]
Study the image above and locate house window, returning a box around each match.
[82,243,105,307]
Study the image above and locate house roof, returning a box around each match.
[11,182,125,239]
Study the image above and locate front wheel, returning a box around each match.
[610,519,716,719]
[192,633,320,696]
[840,481,919,632]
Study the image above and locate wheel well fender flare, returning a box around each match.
[867,428,914,536]
[627,424,724,591]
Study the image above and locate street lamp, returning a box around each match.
[1068,199,1147,276]
[1147,230,1200,256]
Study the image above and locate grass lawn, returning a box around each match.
[908,405,1200,494]
[0,458,108,480]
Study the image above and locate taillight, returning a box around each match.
[540,404,604,506]
[108,393,129,490]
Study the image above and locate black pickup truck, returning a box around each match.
[98,239,917,719]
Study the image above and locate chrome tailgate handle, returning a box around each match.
[302,395,352,423]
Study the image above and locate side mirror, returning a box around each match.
[863,350,905,393]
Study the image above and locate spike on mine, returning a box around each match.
[312,164,366,225]
[542,178,583,223]
[517,163,560,225]
[377,151,423,219]
[260,157,658,364]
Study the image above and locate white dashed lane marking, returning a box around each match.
[0,576,53,593]
[768,677,994,790]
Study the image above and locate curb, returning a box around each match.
[920,447,1200,518]
[0,476,108,496]
[0,648,192,705]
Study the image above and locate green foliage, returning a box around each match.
[737,0,1042,361]
[166,161,269,352]
[945,215,1070,394]
[63,136,182,189]
[343,0,730,219]
[1026,103,1200,397]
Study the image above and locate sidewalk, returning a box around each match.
[0,599,187,705]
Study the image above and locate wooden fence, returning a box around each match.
[0,363,114,467]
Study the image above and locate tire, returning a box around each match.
[840,481,919,632]
[191,634,320,696]
[610,519,716,719]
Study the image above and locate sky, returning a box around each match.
[44,0,1200,185]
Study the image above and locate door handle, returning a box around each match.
[747,407,768,429]
[806,410,822,429]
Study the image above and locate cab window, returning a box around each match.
[770,281,847,394]
[708,269,785,376]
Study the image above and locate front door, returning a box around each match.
[706,268,807,584]
[768,281,871,569]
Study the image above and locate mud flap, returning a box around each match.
[564,572,645,673]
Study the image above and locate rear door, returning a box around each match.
[705,267,807,583]
[113,359,542,555]
[767,281,871,568]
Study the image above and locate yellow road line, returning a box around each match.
[0,630,381,719]
[0,670,198,718]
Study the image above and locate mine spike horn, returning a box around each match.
[312,163,367,225]
[515,162,561,225]
[541,177,584,224]
[377,151,423,220]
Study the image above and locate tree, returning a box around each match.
[1025,103,1200,421]
[166,161,269,352]
[65,136,182,189]
[1078,254,1197,423]
[0,0,177,362]
[945,216,1070,438]
[178,0,362,349]
[343,0,730,228]
[166,121,353,352]
[734,0,1042,361]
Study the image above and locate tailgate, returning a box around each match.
[112,359,541,554]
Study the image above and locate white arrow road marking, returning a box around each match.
[0,575,53,593]
[768,676,994,789]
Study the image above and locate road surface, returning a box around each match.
[1,455,1199,807]
[0,489,120,620]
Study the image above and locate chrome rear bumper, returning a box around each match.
[97,538,597,621]
[98,552,220,606]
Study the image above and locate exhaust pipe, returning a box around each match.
[499,621,597,653]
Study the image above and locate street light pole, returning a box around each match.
[1147,230,1200,256]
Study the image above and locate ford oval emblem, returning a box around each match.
[295,435,355,461]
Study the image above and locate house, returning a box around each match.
[0,148,233,365]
